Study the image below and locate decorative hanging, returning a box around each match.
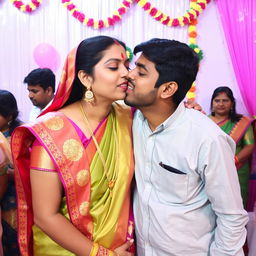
[134,0,210,27]
[186,0,206,100]
[10,0,42,13]
[61,0,133,29]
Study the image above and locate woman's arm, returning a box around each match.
[30,169,93,256]
[30,145,133,256]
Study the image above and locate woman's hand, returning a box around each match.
[114,239,134,256]
[184,99,206,114]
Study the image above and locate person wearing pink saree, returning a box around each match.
[12,36,135,256]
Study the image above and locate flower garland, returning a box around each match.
[62,0,133,29]
[10,0,42,13]
[186,0,205,100]
[135,0,210,27]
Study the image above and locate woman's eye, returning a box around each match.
[109,67,118,71]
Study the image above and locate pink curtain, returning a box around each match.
[216,0,256,117]
[217,0,256,212]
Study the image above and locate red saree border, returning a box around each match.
[229,116,253,143]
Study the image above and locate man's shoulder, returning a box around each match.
[184,109,228,138]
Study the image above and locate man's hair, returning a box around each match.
[24,68,55,92]
[134,38,199,105]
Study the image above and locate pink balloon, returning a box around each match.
[33,43,60,72]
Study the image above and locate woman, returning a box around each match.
[209,86,255,208]
[12,36,135,256]
[0,89,22,255]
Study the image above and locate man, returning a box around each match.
[125,39,248,255]
[24,68,55,121]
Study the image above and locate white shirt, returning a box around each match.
[133,102,248,256]
[29,99,53,121]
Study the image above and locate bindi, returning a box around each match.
[121,52,125,59]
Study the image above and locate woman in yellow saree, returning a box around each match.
[12,36,135,256]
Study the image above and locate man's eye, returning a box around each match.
[138,72,146,76]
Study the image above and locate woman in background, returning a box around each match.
[0,89,23,255]
[209,86,255,208]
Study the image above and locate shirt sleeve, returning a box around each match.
[198,133,248,256]
[30,139,57,172]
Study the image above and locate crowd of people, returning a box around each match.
[0,35,255,256]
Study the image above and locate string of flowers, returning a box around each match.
[61,0,133,29]
[134,0,210,27]
[10,0,42,13]
[186,0,205,100]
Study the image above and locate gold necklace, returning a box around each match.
[79,101,118,192]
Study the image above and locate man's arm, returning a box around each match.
[199,134,248,256]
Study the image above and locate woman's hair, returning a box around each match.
[64,36,126,106]
[210,86,242,122]
[0,90,22,134]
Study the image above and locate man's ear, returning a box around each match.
[160,81,178,99]
[77,70,92,89]
[46,86,53,96]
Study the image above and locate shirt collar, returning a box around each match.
[138,101,186,134]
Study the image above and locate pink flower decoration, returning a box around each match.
[162,16,170,25]
[118,7,126,15]
[98,20,104,29]
[172,18,179,26]
[183,17,189,25]
[150,7,157,16]
[123,1,131,8]
[26,5,32,12]
[155,13,163,21]
[108,17,115,26]
[67,4,75,11]
[143,2,151,11]
[113,15,121,22]
[87,18,94,27]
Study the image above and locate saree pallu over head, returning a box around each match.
[11,43,134,256]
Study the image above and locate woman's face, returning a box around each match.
[0,114,10,132]
[212,92,233,116]
[89,44,129,103]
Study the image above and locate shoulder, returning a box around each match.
[184,109,230,140]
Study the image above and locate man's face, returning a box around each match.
[124,54,159,108]
[27,84,53,110]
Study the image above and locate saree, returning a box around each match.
[1,130,20,256]
[12,43,135,256]
[12,103,134,256]
[210,115,254,207]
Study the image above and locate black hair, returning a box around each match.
[24,68,55,92]
[0,90,22,135]
[210,86,242,122]
[64,35,126,106]
[134,38,199,105]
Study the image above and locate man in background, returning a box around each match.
[24,68,55,121]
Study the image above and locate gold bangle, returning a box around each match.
[89,242,99,256]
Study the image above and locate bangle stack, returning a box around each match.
[90,242,115,256]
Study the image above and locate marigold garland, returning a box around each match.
[135,0,210,27]
[10,0,42,13]
[62,0,133,29]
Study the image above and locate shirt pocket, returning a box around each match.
[154,166,189,203]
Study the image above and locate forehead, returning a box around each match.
[136,54,156,71]
[27,84,43,90]
[214,92,229,99]
[100,44,127,61]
